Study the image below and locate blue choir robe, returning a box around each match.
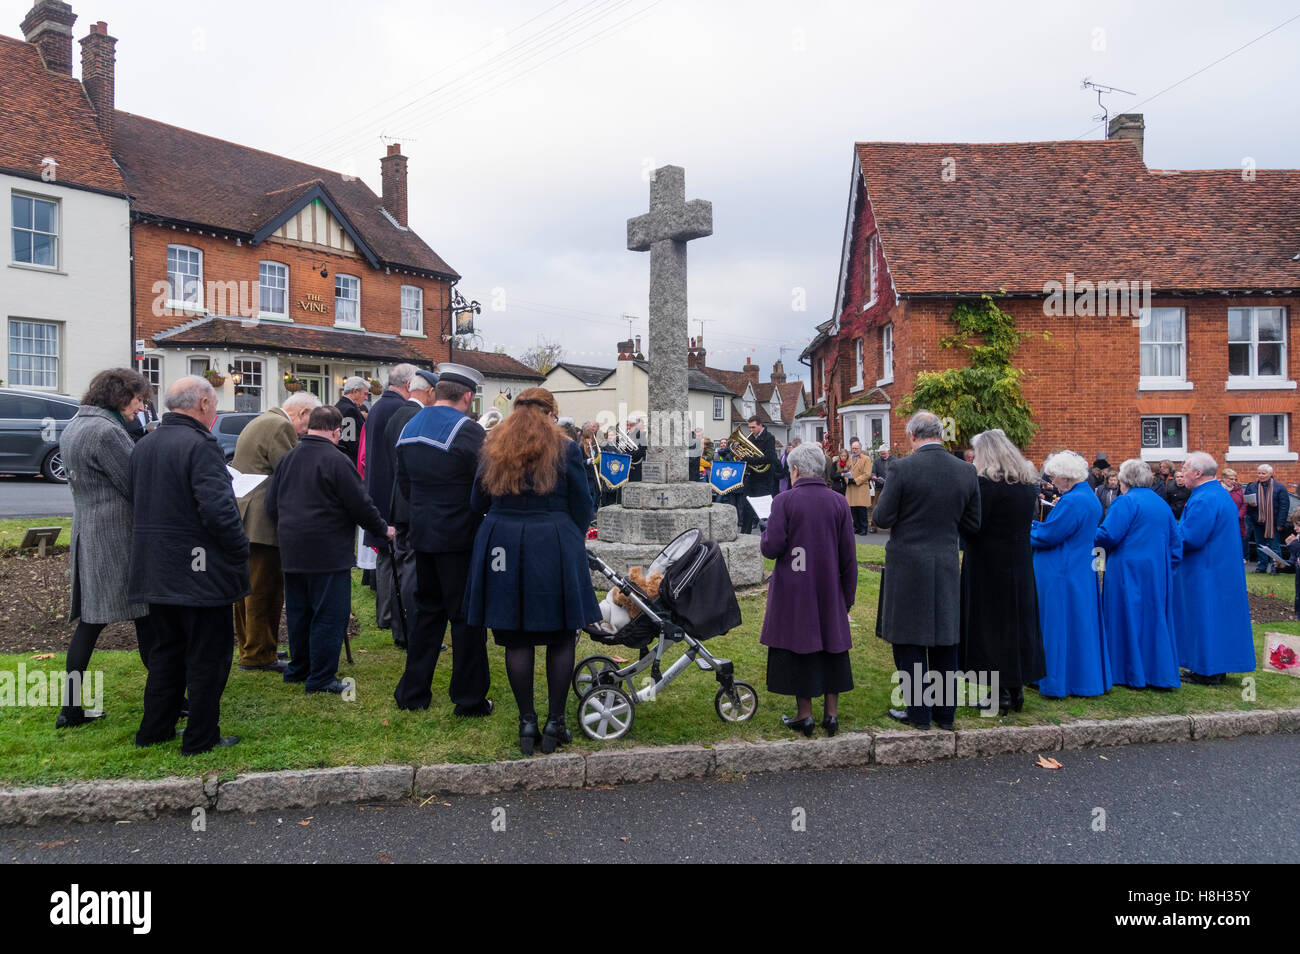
[1030,481,1111,697]
[1173,479,1257,676]
[1094,487,1182,688]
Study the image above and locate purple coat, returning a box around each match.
[759,476,858,654]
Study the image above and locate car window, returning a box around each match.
[0,394,51,418]
[219,415,254,435]
[45,400,78,420]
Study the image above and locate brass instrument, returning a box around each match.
[612,425,639,453]
[727,427,771,473]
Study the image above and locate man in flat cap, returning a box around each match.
[393,363,493,716]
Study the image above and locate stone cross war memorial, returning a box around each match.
[589,165,762,585]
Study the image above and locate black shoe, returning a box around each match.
[393,639,408,650]
[55,709,105,729]
[454,699,494,717]
[821,715,839,737]
[519,714,540,756]
[240,659,289,673]
[183,735,240,755]
[888,708,931,730]
[1010,686,1025,712]
[935,719,955,731]
[541,716,571,754]
[306,678,348,694]
[781,714,815,737]
[277,650,289,660]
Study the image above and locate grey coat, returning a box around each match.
[61,406,148,624]
[872,442,981,646]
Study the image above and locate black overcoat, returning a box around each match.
[958,478,1045,684]
[362,388,408,546]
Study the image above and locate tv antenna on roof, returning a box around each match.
[380,133,420,145]
[1080,78,1135,135]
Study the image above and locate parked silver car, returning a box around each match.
[0,387,80,482]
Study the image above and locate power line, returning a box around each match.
[1070,11,1300,139]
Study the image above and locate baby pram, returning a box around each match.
[576,529,757,741]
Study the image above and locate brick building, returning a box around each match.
[9,1,462,414]
[802,117,1300,485]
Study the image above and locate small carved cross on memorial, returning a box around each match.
[627,165,712,484]
[654,490,670,506]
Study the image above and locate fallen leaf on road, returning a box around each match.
[618,836,629,842]
[1035,755,1063,770]
[1098,755,1109,761]
[35,840,68,849]
[378,853,392,863]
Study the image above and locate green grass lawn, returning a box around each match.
[1,537,1297,786]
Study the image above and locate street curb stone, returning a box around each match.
[414,754,585,796]
[0,777,204,826]
[1190,710,1279,740]
[873,729,956,764]
[954,724,1063,758]
[585,744,714,785]
[4,709,1299,825]
[215,765,414,813]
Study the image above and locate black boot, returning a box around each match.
[518,714,540,756]
[997,686,1012,716]
[541,716,571,754]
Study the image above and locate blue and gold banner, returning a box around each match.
[599,452,632,490]
[709,460,746,495]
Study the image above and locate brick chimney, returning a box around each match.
[743,356,760,386]
[22,0,77,75]
[616,338,635,361]
[1108,113,1144,161]
[79,21,116,154]
[771,358,786,385]
[380,143,408,226]
[687,335,706,369]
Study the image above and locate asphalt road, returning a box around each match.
[0,476,72,518]
[4,735,1296,863]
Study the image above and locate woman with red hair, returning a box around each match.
[464,388,602,754]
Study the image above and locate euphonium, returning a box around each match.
[478,407,503,431]
[727,427,771,473]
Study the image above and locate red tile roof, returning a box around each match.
[453,349,545,381]
[154,315,432,365]
[776,381,805,425]
[856,141,1300,295]
[0,35,124,194]
[114,112,458,279]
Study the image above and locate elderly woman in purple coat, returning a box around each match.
[760,442,859,737]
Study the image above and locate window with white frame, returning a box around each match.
[167,245,203,306]
[8,319,59,389]
[1140,414,1187,458]
[1229,413,1287,451]
[880,323,894,384]
[1228,307,1287,382]
[233,358,264,412]
[335,274,360,327]
[713,395,725,420]
[11,193,58,267]
[258,261,288,318]
[1139,307,1186,385]
[819,357,827,400]
[853,338,864,390]
[139,356,162,393]
[863,233,878,309]
[401,285,423,334]
[188,356,210,377]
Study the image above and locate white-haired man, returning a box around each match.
[382,369,438,647]
[1175,452,1257,684]
[335,376,370,465]
[232,390,320,672]
[129,376,249,754]
[364,364,418,636]
[872,410,980,730]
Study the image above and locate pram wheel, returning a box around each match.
[715,681,758,722]
[578,686,635,741]
[572,654,622,699]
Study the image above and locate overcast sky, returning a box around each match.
[12,0,1299,384]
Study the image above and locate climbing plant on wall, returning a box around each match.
[899,294,1043,448]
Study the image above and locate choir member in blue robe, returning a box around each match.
[1094,459,1182,689]
[1173,452,1257,684]
[1030,451,1111,697]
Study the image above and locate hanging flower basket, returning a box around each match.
[368,378,383,396]
[203,369,226,387]
[283,375,303,393]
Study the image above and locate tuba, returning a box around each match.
[478,407,503,431]
[728,427,771,473]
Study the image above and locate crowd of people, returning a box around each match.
[52,363,1292,753]
[757,411,1294,733]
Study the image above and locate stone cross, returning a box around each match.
[627,165,712,483]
